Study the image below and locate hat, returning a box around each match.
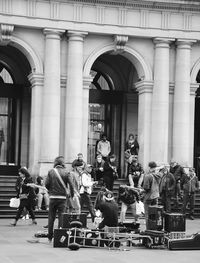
[86,164,93,168]
[73,160,84,167]
[148,161,157,169]
[104,191,114,201]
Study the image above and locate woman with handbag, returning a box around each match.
[10,167,37,226]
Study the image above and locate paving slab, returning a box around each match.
[0,217,199,263]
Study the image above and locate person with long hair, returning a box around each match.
[11,167,37,226]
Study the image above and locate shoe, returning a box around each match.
[25,215,29,220]
[189,215,194,220]
[22,216,26,220]
[43,225,48,229]
[10,222,16,226]
[32,220,37,225]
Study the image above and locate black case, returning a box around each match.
[164,213,186,232]
[147,205,164,231]
[53,228,69,247]
[60,213,87,228]
[168,233,200,250]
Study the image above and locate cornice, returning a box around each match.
[54,0,200,12]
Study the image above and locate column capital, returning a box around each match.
[190,83,199,96]
[135,80,153,94]
[83,75,93,90]
[67,30,88,41]
[28,72,44,87]
[176,39,196,49]
[153,37,175,47]
[43,28,65,39]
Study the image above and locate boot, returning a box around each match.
[32,219,37,225]
[10,219,17,226]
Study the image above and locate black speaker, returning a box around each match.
[53,228,69,247]
[147,205,164,231]
[164,213,186,232]
[60,213,87,228]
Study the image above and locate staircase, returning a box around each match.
[1,171,200,219]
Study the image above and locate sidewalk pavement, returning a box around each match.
[0,217,199,263]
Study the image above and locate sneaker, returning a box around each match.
[22,216,26,220]
[10,222,16,226]
[43,225,48,229]
[25,215,29,220]
[32,220,37,225]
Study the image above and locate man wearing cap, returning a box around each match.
[72,153,86,169]
[142,161,163,230]
[80,164,97,222]
[170,160,186,210]
[128,157,144,188]
[181,168,199,220]
[95,190,118,229]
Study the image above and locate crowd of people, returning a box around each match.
[10,133,200,243]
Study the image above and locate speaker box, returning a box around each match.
[164,213,186,232]
[147,205,164,231]
[60,213,87,228]
[53,228,69,247]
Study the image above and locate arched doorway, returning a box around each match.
[194,71,200,180]
[87,52,139,177]
[0,45,31,169]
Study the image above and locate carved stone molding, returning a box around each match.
[114,35,128,53]
[0,24,14,45]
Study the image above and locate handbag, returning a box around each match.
[9,197,20,208]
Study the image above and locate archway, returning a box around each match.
[0,44,32,169]
[84,45,152,177]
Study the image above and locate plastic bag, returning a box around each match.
[136,201,144,215]
[9,197,20,208]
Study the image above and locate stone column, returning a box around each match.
[136,80,153,169]
[189,83,199,165]
[150,38,173,164]
[40,29,64,175]
[64,31,87,163]
[82,76,93,162]
[28,73,44,176]
[172,40,195,166]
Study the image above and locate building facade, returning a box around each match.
[0,0,200,177]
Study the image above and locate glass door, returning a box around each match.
[0,97,17,165]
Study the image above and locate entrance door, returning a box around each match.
[0,78,22,165]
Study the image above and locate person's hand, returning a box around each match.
[27,183,35,187]
[99,167,103,171]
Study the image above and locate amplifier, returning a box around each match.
[60,213,87,228]
[53,228,69,247]
[147,205,164,231]
[164,213,186,232]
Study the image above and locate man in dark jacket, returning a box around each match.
[45,156,74,242]
[159,167,176,213]
[170,160,186,210]
[181,168,199,220]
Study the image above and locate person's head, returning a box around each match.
[77,153,84,161]
[36,176,44,185]
[85,164,93,173]
[18,167,30,178]
[101,133,107,141]
[109,154,116,163]
[131,156,137,164]
[96,154,103,163]
[128,133,134,141]
[54,156,65,167]
[170,159,177,167]
[73,160,84,172]
[148,161,157,171]
[189,167,195,176]
[103,190,114,202]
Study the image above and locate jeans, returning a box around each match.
[119,202,139,223]
[80,193,95,221]
[182,192,195,216]
[15,199,35,221]
[48,198,66,240]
